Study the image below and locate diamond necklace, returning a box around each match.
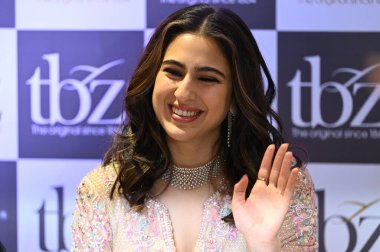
[161,153,223,190]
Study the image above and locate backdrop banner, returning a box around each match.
[0,1,379,251]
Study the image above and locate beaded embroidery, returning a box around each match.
[72,165,318,251]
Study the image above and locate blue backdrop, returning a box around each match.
[0,1,379,251]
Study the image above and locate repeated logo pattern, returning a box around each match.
[0,1,379,251]
[18,31,143,158]
[278,32,380,163]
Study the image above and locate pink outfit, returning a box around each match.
[72,165,318,251]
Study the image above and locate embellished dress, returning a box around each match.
[71,165,318,251]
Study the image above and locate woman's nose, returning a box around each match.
[174,75,196,101]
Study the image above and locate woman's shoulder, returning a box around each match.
[77,163,119,198]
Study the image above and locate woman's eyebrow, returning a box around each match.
[195,66,225,79]
[162,59,185,68]
[162,59,226,79]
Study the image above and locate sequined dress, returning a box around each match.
[71,165,318,251]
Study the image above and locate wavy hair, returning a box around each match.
[103,4,289,216]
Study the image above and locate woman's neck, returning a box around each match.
[167,138,220,168]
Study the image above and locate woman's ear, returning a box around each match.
[230,101,237,116]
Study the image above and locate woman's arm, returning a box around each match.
[71,174,113,252]
[279,167,318,251]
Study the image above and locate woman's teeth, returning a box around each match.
[172,107,199,117]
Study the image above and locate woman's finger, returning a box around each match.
[277,151,293,190]
[257,144,275,183]
[269,144,288,187]
[284,168,299,198]
[232,175,249,206]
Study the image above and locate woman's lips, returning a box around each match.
[169,105,203,123]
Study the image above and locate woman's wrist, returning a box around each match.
[245,236,281,252]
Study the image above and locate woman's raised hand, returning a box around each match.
[231,144,299,251]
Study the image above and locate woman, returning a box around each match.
[72,4,318,251]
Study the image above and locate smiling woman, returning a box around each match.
[71,4,318,251]
[153,33,231,152]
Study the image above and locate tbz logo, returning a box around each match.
[27,53,125,126]
[288,56,380,128]
[38,187,70,251]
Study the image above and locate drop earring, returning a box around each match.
[227,112,232,148]
[227,105,236,148]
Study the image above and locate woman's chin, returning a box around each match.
[165,131,195,144]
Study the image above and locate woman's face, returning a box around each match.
[152,33,232,146]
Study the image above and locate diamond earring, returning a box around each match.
[227,104,236,148]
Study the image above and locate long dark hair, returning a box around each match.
[104,4,287,214]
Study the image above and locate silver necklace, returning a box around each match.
[161,154,223,190]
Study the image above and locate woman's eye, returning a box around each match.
[199,77,219,83]
[163,68,182,77]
